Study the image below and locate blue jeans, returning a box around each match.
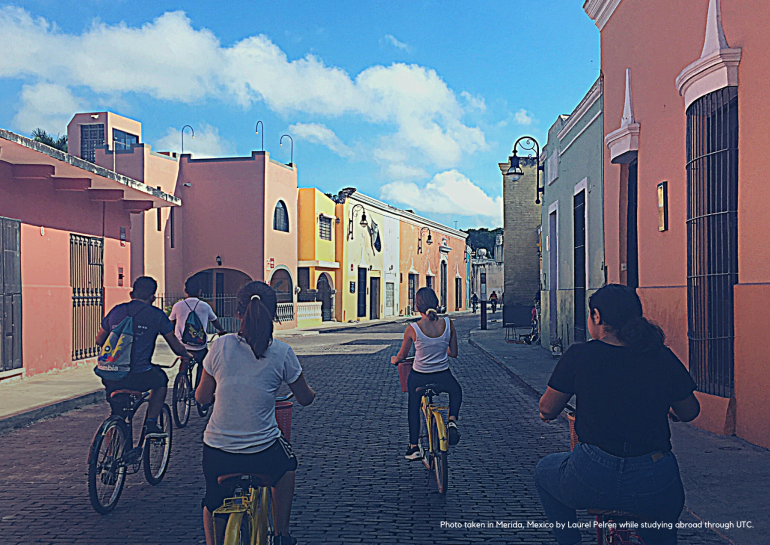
[534,443,685,545]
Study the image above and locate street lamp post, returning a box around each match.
[181,125,194,155]
[417,227,433,254]
[504,136,545,204]
[255,121,264,151]
[280,134,294,166]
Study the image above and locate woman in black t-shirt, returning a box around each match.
[534,284,700,545]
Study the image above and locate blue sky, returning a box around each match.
[0,0,599,229]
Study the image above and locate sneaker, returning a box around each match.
[404,444,424,461]
[447,421,461,446]
[144,421,167,438]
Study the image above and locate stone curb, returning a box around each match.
[0,388,105,436]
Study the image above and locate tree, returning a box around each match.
[464,227,503,254]
[31,128,67,152]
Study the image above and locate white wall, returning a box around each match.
[383,216,400,316]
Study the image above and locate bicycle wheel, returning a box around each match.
[418,405,431,470]
[172,371,192,428]
[143,404,173,485]
[88,417,128,514]
[255,486,275,545]
[431,413,448,495]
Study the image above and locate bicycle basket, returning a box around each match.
[398,361,412,393]
[275,401,293,442]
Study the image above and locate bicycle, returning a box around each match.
[396,357,450,495]
[565,404,649,545]
[172,355,211,428]
[87,388,173,514]
[212,394,294,545]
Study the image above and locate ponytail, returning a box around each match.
[236,281,278,359]
[588,284,665,353]
[415,287,440,321]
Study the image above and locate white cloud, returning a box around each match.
[12,82,84,134]
[461,91,486,112]
[288,122,353,158]
[383,34,411,52]
[380,169,503,225]
[0,8,486,170]
[154,122,235,158]
[514,108,535,126]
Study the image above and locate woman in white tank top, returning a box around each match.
[392,288,463,460]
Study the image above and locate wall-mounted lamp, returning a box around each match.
[504,136,545,204]
[280,134,294,166]
[255,120,264,151]
[294,286,301,295]
[181,125,195,156]
[183,182,191,187]
[417,227,433,254]
[347,204,368,240]
[216,255,222,266]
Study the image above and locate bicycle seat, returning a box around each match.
[109,389,144,398]
[587,509,654,522]
[217,473,272,488]
[415,384,443,396]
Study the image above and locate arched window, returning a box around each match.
[273,201,289,232]
[270,269,293,303]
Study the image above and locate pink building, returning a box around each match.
[0,127,177,379]
[67,112,299,330]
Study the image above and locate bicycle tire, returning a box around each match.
[88,417,128,514]
[431,414,448,495]
[143,404,173,485]
[172,371,192,428]
[255,486,274,545]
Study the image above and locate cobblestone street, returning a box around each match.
[0,316,727,544]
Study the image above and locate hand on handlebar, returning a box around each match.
[391,356,401,365]
[216,329,227,337]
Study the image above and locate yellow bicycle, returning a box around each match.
[398,356,449,495]
[212,394,293,545]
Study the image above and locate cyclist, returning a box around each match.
[169,277,227,389]
[489,291,499,313]
[95,276,192,435]
[196,281,315,545]
[535,284,700,545]
[391,287,462,460]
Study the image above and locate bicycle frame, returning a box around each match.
[214,485,272,545]
[421,394,448,454]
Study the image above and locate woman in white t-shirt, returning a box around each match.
[391,287,462,461]
[196,281,315,545]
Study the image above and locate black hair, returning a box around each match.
[131,276,157,301]
[236,281,277,359]
[184,276,202,297]
[415,287,440,321]
[588,284,665,352]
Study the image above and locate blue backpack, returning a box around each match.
[181,300,207,347]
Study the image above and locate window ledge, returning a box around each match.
[604,123,640,164]
[676,48,741,110]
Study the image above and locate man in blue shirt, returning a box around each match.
[96,276,191,435]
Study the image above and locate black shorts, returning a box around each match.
[102,366,168,414]
[202,439,298,511]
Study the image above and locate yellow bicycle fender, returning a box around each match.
[432,410,449,452]
[255,486,270,545]
[223,511,245,545]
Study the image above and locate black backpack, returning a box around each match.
[181,300,207,347]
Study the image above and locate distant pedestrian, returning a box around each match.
[471,293,478,313]
[392,287,462,460]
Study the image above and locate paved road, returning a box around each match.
[0,315,726,544]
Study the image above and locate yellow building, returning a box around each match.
[297,188,339,327]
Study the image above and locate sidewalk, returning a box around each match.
[0,340,180,435]
[469,319,770,545]
[277,309,471,336]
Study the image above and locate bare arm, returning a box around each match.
[95,327,109,347]
[288,373,315,406]
[163,331,192,359]
[391,327,415,364]
[671,394,700,422]
[447,319,458,358]
[539,387,573,422]
[211,319,227,335]
[195,368,216,405]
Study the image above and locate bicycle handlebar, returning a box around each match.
[392,356,415,365]
[276,393,294,402]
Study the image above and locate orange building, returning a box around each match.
[0,128,177,379]
[586,0,770,447]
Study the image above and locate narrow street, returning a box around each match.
[0,315,725,544]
